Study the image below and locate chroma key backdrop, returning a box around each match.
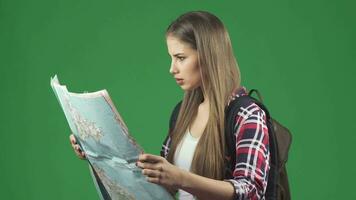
[0,0,355,199]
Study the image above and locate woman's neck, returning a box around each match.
[201,96,209,105]
[200,98,210,112]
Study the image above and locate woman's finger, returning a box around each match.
[74,146,86,159]
[80,151,86,158]
[142,169,161,178]
[146,177,160,184]
[74,148,82,157]
[138,153,163,163]
[137,161,162,171]
[70,142,75,149]
[69,134,77,144]
[75,144,82,152]
[78,151,86,159]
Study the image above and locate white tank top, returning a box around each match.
[173,130,200,200]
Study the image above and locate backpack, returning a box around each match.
[168,89,292,200]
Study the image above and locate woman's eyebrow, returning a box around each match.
[167,52,185,57]
[173,53,185,57]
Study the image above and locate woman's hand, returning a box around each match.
[69,134,86,160]
[137,153,184,191]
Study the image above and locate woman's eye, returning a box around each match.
[177,57,185,61]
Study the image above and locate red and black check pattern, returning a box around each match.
[160,87,270,200]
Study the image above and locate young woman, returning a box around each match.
[70,11,270,200]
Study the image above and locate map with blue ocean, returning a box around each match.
[51,75,174,200]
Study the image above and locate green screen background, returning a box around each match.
[1,0,355,199]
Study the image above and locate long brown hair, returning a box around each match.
[166,11,241,180]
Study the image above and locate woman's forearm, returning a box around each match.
[179,170,235,200]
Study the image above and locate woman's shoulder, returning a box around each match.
[228,86,266,119]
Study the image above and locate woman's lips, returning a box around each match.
[175,78,184,85]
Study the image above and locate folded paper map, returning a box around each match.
[51,75,174,200]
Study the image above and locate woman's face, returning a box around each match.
[166,35,201,91]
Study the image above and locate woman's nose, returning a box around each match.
[169,60,178,74]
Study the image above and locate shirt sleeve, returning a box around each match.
[224,103,270,200]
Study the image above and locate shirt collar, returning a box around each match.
[227,86,248,106]
[234,86,248,98]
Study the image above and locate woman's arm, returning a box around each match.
[180,170,235,200]
[137,154,235,200]
[224,104,270,200]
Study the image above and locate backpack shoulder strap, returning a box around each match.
[169,101,182,134]
[161,101,182,158]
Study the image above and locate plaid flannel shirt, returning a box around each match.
[160,87,270,200]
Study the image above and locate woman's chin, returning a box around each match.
[180,85,190,91]
[180,84,200,92]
